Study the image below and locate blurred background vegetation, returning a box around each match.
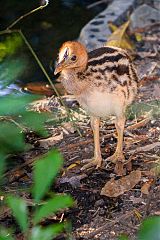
[0,0,106,91]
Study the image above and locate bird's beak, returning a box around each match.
[54,59,66,75]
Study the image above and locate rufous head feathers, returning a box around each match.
[54,41,88,74]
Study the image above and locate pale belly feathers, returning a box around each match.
[77,89,125,118]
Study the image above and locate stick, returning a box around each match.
[128,142,160,154]
[127,117,151,130]
[83,210,134,239]
[6,2,49,30]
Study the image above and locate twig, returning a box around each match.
[128,142,160,154]
[6,2,49,30]
[87,0,108,9]
[18,30,62,102]
[127,117,151,130]
[0,116,26,131]
[83,210,134,239]
[0,0,82,137]
[4,133,113,181]
[18,30,82,137]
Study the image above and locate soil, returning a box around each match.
[0,7,160,240]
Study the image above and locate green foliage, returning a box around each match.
[0,94,73,239]
[0,227,14,240]
[0,95,37,116]
[0,153,6,182]
[138,216,160,240]
[118,216,160,240]
[33,195,73,224]
[119,235,129,240]
[32,150,63,202]
[126,100,160,120]
[0,122,26,153]
[1,150,73,239]
[0,3,73,240]
[0,57,27,88]
[6,196,28,232]
[0,95,50,155]
[20,111,49,136]
[30,223,67,240]
[0,34,22,61]
[0,34,26,87]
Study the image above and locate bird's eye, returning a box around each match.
[71,55,77,61]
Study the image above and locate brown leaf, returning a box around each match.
[23,82,54,96]
[59,174,87,188]
[141,179,154,195]
[39,132,63,148]
[101,170,141,197]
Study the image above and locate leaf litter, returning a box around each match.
[1,8,160,240]
[101,170,142,198]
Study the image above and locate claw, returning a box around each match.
[107,152,125,163]
[81,157,102,171]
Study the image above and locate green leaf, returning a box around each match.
[30,223,65,240]
[0,58,26,87]
[32,150,63,202]
[6,195,28,233]
[20,111,49,136]
[0,123,26,154]
[0,153,6,182]
[0,95,39,116]
[0,34,22,61]
[0,227,14,240]
[118,235,129,240]
[138,216,160,240]
[33,195,73,224]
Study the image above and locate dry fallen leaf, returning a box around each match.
[62,161,80,176]
[59,174,87,188]
[107,20,135,50]
[61,122,75,134]
[39,132,63,148]
[101,170,141,197]
[141,179,154,195]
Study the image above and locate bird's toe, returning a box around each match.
[81,157,102,171]
[107,152,125,163]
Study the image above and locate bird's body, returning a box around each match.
[54,41,138,169]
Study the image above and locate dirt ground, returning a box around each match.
[1,21,160,240]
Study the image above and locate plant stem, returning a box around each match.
[6,3,48,30]
[0,1,82,136]
[18,30,82,137]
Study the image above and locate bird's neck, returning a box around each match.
[61,68,87,95]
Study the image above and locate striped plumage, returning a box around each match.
[54,41,138,170]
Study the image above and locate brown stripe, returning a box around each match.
[88,53,125,67]
[117,64,129,76]
[130,64,139,83]
[88,47,117,59]
[112,73,129,87]
[89,63,129,77]
[121,89,127,98]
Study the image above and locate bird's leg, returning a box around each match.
[108,115,125,163]
[81,116,102,170]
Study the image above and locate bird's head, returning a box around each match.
[54,41,88,75]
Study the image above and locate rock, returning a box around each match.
[154,0,160,10]
[130,4,160,29]
[78,0,137,50]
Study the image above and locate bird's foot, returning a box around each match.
[81,157,102,171]
[107,151,125,163]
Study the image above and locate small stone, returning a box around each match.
[94,199,105,207]
[130,4,160,29]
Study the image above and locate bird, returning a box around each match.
[54,41,138,170]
